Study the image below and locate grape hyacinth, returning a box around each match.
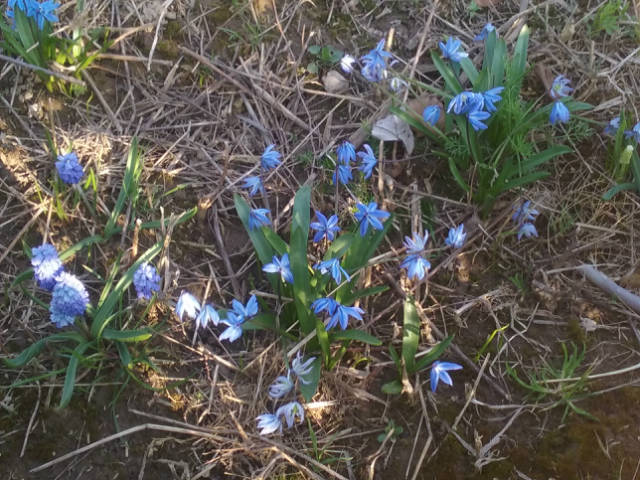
[55,152,83,185]
[31,243,63,291]
[133,262,161,300]
[50,272,89,328]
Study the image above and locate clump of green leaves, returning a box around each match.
[306,45,344,74]
[591,0,629,35]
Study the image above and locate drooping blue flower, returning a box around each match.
[195,303,220,330]
[55,152,83,185]
[550,75,573,100]
[356,144,377,180]
[430,361,463,392]
[422,105,441,126]
[248,208,271,230]
[268,374,294,399]
[50,272,89,324]
[230,294,258,321]
[31,243,63,291]
[340,54,357,74]
[276,401,305,428]
[468,109,491,131]
[517,222,538,241]
[291,351,315,385]
[512,200,539,225]
[256,413,281,435]
[625,122,640,144]
[447,91,483,115]
[176,291,201,321]
[311,296,338,316]
[241,176,264,196]
[310,211,340,243]
[474,23,496,42]
[550,101,570,125]
[261,144,281,170]
[445,224,466,249]
[314,258,350,284]
[354,202,390,237]
[482,86,504,113]
[603,116,620,136]
[336,141,356,165]
[133,262,161,300]
[389,77,408,92]
[263,253,294,284]
[325,301,364,330]
[8,0,27,10]
[27,0,60,30]
[333,163,353,185]
[219,312,245,342]
[360,39,392,82]
[401,254,431,281]
[438,37,468,63]
[403,232,429,255]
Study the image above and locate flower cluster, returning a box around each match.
[604,115,640,145]
[549,75,572,125]
[332,141,379,185]
[447,87,504,131]
[340,39,409,93]
[31,243,63,291]
[56,152,84,185]
[7,0,59,30]
[512,200,539,240]
[133,263,161,300]
[311,296,364,330]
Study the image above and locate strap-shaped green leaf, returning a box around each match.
[331,329,381,346]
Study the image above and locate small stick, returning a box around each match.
[581,264,640,314]
[0,53,85,86]
[452,353,490,430]
[20,381,41,457]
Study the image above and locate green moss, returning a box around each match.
[156,39,179,59]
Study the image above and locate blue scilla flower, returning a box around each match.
[176,291,201,321]
[550,101,570,125]
[336,141,356,165]
[354,202,390,237]
[311,296,337,316]
[263,253,294,284]
[248,208,271,230]
[31,243,63,291]
[340,54,357,74]
[50,272,89,322]
[474,23,496,42]
[219,312,245,342]
[447,91,483,115]
[333,163,352,186]
[403,232,429,255]
[468,110,491,131]
[512,200,539,225]
[261,144,281,170]
[357,144,377,180]
[430,361,463,392]
[625,122,640,144]
[55,152,83,185]
[482,86,504,113]
[423,105,440,126]
[439,37,468,63]
[310,211,340,243]
[314,258,350,284]
[195,303,220,330]
[550,75,573,100]
[256,413,281,435]
[276,401,305,429]
[241,176,264,196]
[389,77,408,93]
[133,262,160,300]
[401,254,431,281]
[28,0,60,30]
[325,301,364,330]
[360,39,392,83]
[445,224,466,249]
[291,351,315,384]
[517,222,538,241]
[603,116,620,136]
[231,294,258,321]
[268,374,294,399]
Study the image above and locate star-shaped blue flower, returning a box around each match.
[482,86,504,113]
[403,232,429,254]
[310,211,340,243]
[220,312,245,342]
[445,224,466,249]
[27,0,60,30]
[354,202,390,237]
[603,116,620,136]
[512,200,539,225]
[325,301,364,330]
[468,109,491,131]
[291,352,315,384]
[550,75,572,100]
[314,258,350,284]
[268,374,294,399]
[230,294,258,321]
[625,122,640,144]
[401,254,431,281]
[263,253,294,284]
[333,163,353,185]
[176,291,201,321]
[276,401,305,428]
[439,37,468,63]
[357,144,377,180]
[422,105,440,126]
[430,361,463,392]
[550,101,570,125]
[474,23,496,42]
[517,222,538,241]
[195,303,220,330]
[311,297,337,316]
[360,39,392,83]
[447,91,483,115]
[261,144,281,170]
[336,141,356,165]
[256,413,281,435]
[241,176,264,196]
[248,208,271,230]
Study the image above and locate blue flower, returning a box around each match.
[311,297,337,316]
[550,101,570,125]
[241,176,264,196]
[310,211,340,243]
[422,105,440,126]
[482,86,504,113]
[336,141,356,165]
[356,144,377,180]
[354,202,390,236]
[603,116,620,136]
[230,294,258,321]
[55,152,83,185]
[219,312,245,342]
[517,222,538,241]
[403,232,429,254]
[276,401,305,428]
[325,301,364,330]
[389,77,408,92]
[51,311,75,328]
[474,23,496,41]
[8,0,27,10]
[268,374,294,399]
[176,291,201,321]
[263,253,294,284]
[360,39,392,82]
[261,144,282,170]
[133,262,160,300]
[447,91,483,115]
[468,110,491,131]
[401,254,431,281]
[430,361,463,392]
[27,0,59,30]
[291,352,315,384]
[512,200,539,225]
[445,224,466,249]
[625,122,640,144]
[340,54,357,74]
[248,208,271,230]
[332,163,352,185]
[50,272,89,325]
[195,303,220,330]
[314,258,350,284]
[256,413,281,435]
[31,243,63,291]
[550,75,572,100]
[438,37,468,63]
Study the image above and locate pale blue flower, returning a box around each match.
[241,176,264,196]
[360,39,392,82]
[354,202,390,236]
[276,401,305,428]
[261,144,281,170]
[403,232,429,255]
[219,312,244,342]
[248,208,271,230]
[55,152,83,185]
[482,86,504,113]
[474,23,496,41]
[51,311,75,328]
[340,54,357,74]
[314,258,350,284]
[256,413,281,435]
[447,91,483,115]
[438,37,468,63]
[517,222,538,241]
[133,262,160,300]
[50,273,89,326]
[625,122,640,144]
[325,301,364,330]
[603,116,620,136]
[389,77,408,92]
[512,200,539,225]
[31,243,63,291]
[230,294,258,321]
[550,75,572,100]
[430,361,463,392]
[422,105,440,126]
[310,211,340,243]
[195,303,220,330]
[176,291,200,321]
[27,0,59,30]
[336,141,356,165]
[311,297,337,316]
[550,101,570,125]
[263,253,294,284]
[333,163,353,185]
[268,374,294,399]
[445,224,466,248]
[401,254,431,281]
[357,144,377,180]
[468,110,491,131]
[291,352,315,385]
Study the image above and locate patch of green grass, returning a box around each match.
[591,0,628,36]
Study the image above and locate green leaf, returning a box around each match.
[242,312,277,331]
[402,298,420,374]
[324,233,354,260]
[489,38,507,87]
[331,329,381,346]
[116,341,133,369]
[459,57,479,86]
[389,345,401,372]
[307,45,321,55]
[292,185,311,243]
[290,227,313,333]
[315,317,331,365]
[381,380,403,395]
[511,24,530,82]
[602,182,636,200]
[234,194,274,264]
[102,327,152,343]
[59,342,92,408]
[3,332,84,368]
[340,285,389,305]
[448,156,471,192]
[299,356,321,402]
[431,51,463,94]
[414,335,455,372]
[263,228,289,255]
[105,137,142,238]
